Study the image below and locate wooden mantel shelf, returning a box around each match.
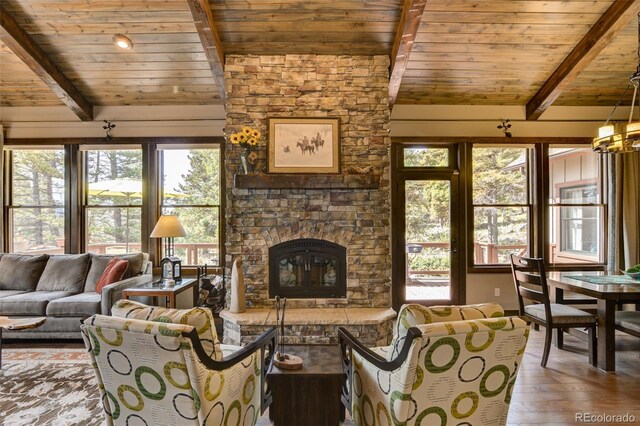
[234,173,381,189]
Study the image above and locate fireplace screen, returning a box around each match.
[269,239,346,299]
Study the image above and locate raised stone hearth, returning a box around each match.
[220,308,395,347]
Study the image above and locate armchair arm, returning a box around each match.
[100,274,152,316]
[338,326,422,417]
[183,326,277,414]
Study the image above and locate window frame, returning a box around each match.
[469,144,533,270]
[158,145,222,267]
[546,146,607,267]
[81,145,144,255]
[4,147,66,254]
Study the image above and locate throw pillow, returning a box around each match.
[36,253,91,292]
[0,254,49,291]
[95,257,129,293]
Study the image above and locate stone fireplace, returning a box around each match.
[221,54,394,345]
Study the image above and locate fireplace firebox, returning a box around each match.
[269,239,346,299]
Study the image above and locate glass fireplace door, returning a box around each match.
[269,239,346,299]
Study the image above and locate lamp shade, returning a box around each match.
[150,215,186,238]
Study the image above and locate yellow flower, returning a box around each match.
[228,125,262,149]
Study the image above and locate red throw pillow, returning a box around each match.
[95,257,129,293]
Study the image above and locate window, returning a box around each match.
[403,147,449,167]
[472,146,530,265]
[159,147,221,266]
[548,147,604,264]
[84,147,142,254]
[7,148,65,254]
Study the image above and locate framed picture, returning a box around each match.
[268,118,340,173]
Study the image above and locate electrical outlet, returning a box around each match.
[494,287,501,297]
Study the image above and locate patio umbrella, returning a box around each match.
[88,178,186,199]
[88,179,185,251]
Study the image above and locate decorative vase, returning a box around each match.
[240,149,256,174]
[229,257,246,313]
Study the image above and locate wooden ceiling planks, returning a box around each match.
[210,0,404,55]
[525,0,640,119]
[556,19,639,106]
[1,0,640,111]
[2,0,221,107]
[395,0,614,105]
[0,4,93,119]
[0,45,65,107]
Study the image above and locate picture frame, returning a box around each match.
[268,117,340,173]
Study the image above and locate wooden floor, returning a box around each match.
[508,328,640,425]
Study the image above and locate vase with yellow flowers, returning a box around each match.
[228,125,262,174]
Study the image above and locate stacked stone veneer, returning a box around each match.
[224,318,393,347]
[224,54,392,309]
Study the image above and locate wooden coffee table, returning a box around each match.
[0,316,46,368]
[267,344,345,426]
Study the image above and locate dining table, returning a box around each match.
[546,271,640,371]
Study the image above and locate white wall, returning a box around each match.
[0,105,226,138]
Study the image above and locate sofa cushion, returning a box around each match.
[0,254,49,291]
[0,291,76,315]
[112,299,223,360]
[95,257,129,293]
[0,290,28,299]
[46,293,102,317]
[85,253,147,292]
[36,254,91,293]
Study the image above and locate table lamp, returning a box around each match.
[150,214,186,283]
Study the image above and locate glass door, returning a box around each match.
[392,145,461,309]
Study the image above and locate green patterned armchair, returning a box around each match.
[339,304,528,426]
[80,302,276,426]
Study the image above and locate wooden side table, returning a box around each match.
[267,345,345,426]
[121,278,197,308]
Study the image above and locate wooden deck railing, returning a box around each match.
[406,241,528,276]
[15,242,219,265]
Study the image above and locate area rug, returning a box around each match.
[1,347,90,363]
[0,359,103,426]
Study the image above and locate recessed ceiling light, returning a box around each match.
[112,34,133,50]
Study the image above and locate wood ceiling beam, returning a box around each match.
[389,0,427,107]
[526,0,640,120]
[0,5,93,121]
[187,0,226,105]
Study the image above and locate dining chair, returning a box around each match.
[615,311,640,338]
[510,254,597,367]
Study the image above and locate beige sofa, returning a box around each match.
[0,252,151,339]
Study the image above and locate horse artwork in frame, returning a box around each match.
[268,117,340,174]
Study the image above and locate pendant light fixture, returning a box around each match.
[593,13,640,153]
